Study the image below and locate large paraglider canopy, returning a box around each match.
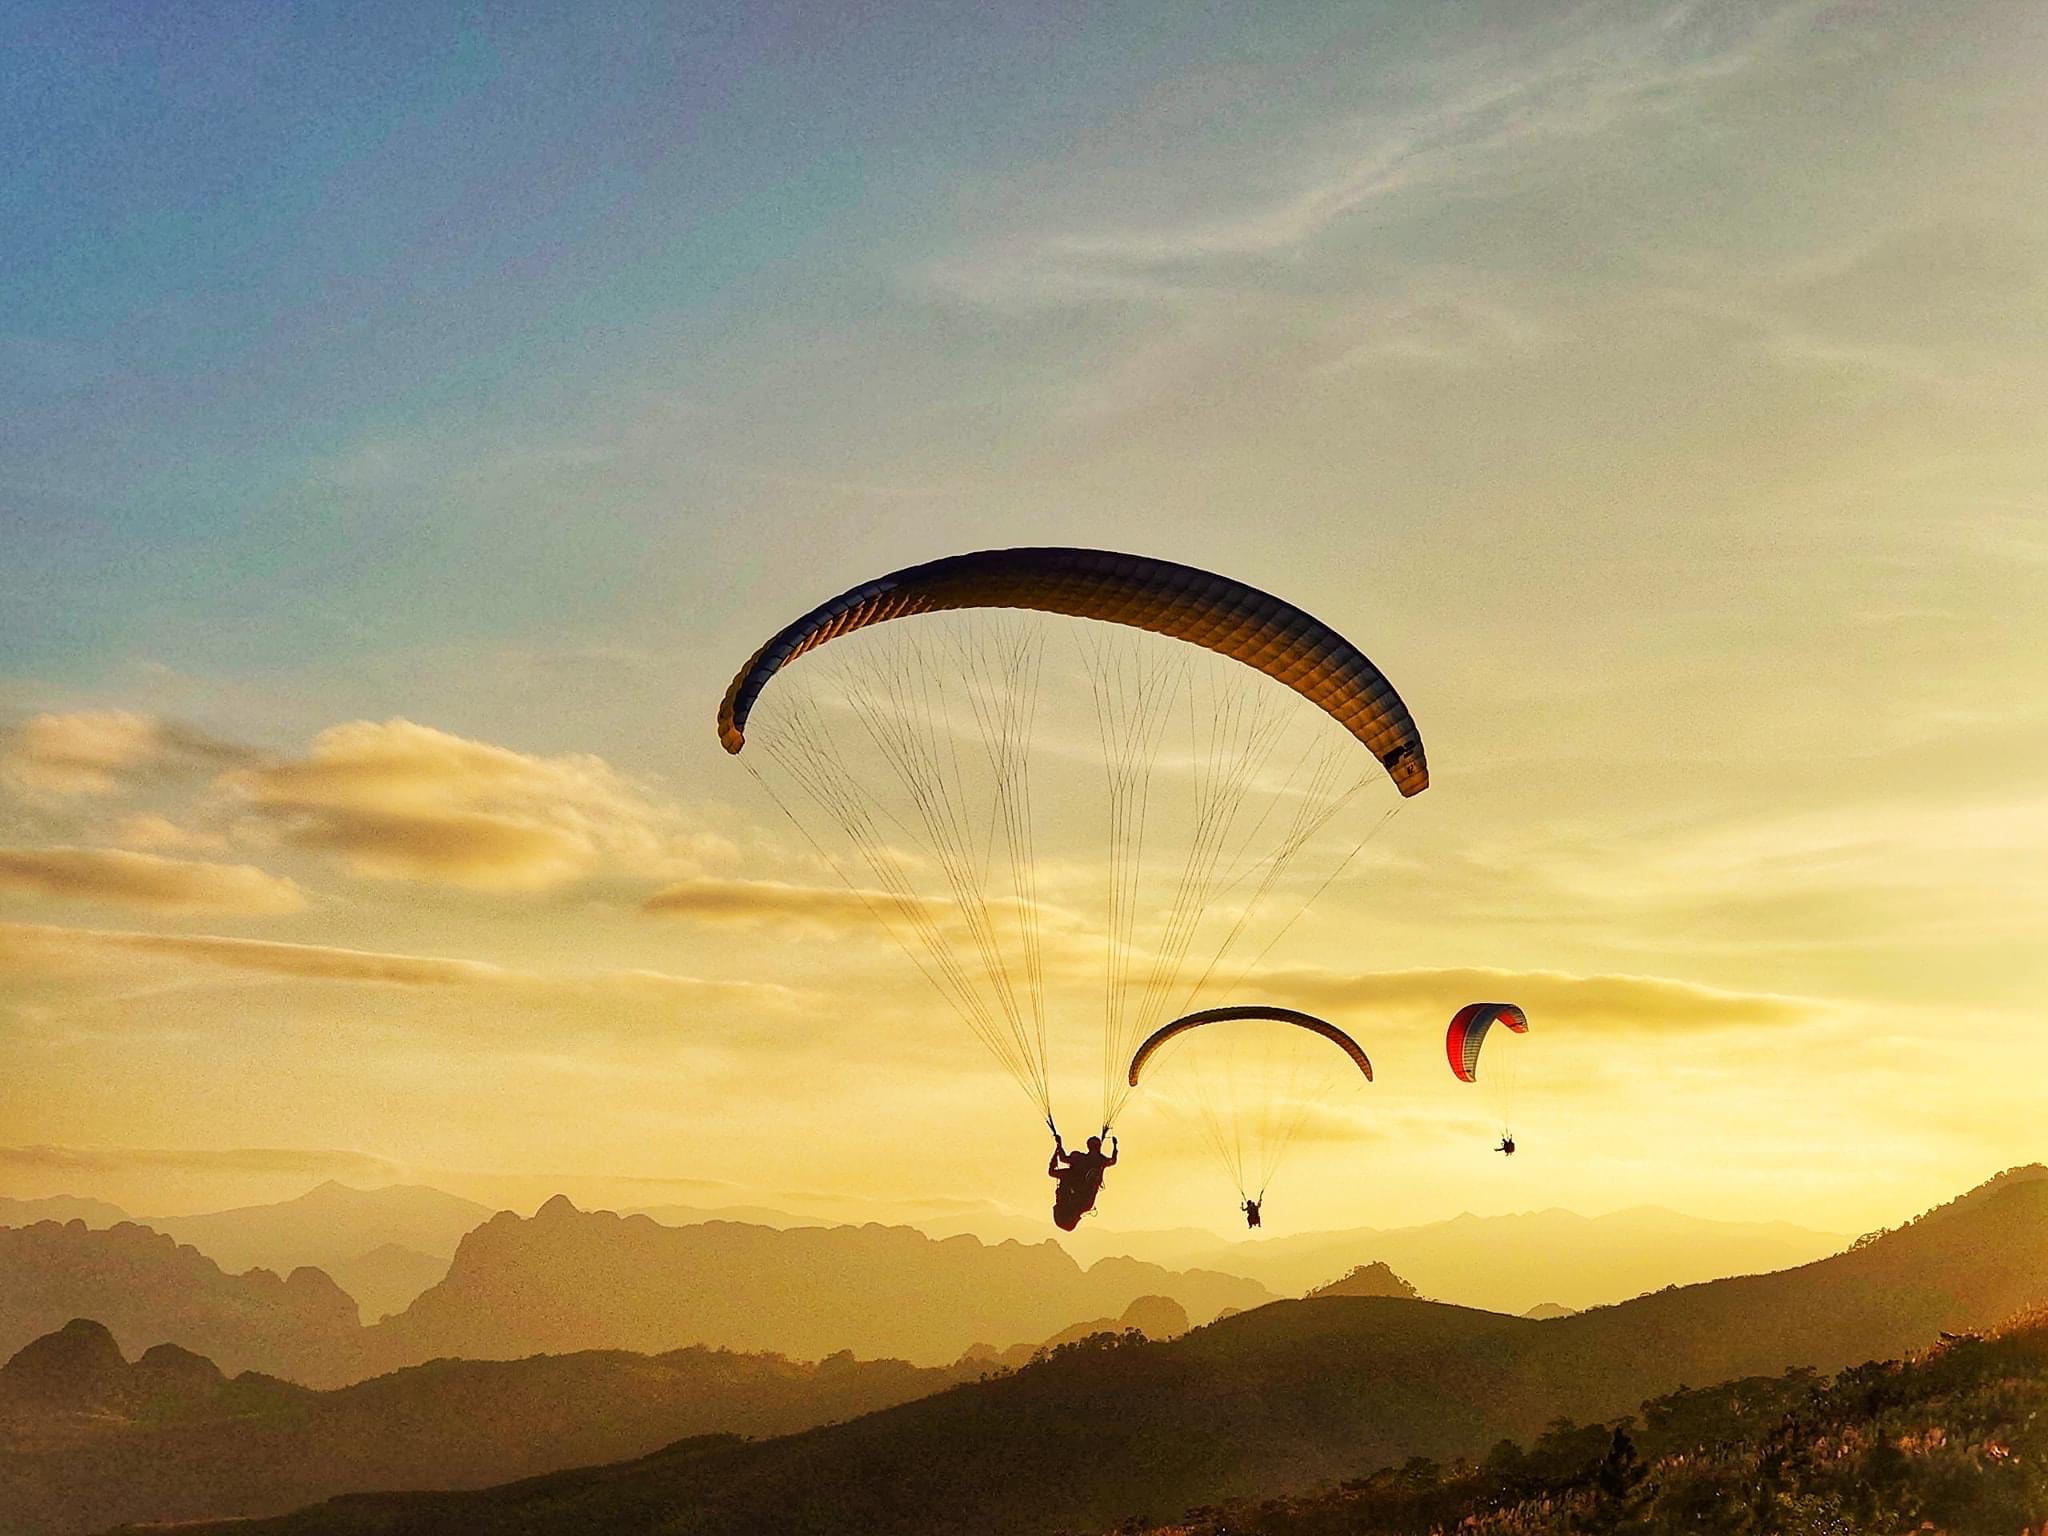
[719,547,1427,793]
[716,546,1424,1137]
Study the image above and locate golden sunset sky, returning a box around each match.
[3,2,2043,1241]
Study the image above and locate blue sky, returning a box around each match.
[2,0,2045,1232]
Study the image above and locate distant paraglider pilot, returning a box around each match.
[1241,1197,1263,1229]
[1497,1135,1516,1156]
[1049,1131,1117,1230]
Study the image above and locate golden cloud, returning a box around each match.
[642,875,929,928]
[1251,965,1826,1032]
[0,921,807,1011]
[0,711,250,798]
[278,804,591,887]
[0,847,305,915]
[110,813,227,853]
[597,968,815,1010]
[0,921,497,985]
[221,718,729,891]
[0,1144,407,1182]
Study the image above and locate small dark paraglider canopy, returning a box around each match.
[1127,1004,1374,1088]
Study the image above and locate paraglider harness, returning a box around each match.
[1049,1122,1115,1231]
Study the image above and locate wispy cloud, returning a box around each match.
[0,711,254,799]
[0,848,305,915]
[0,920,498,985]
[1252,963,1828,1033]
[0,920,808,1011]
[938,3,1819,305]
[642,875,928,929]
[222,717,731,891]
[0,1143,408,1184]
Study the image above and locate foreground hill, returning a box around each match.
[0,1320,986,1536]
[360,1196,1271,1371]
[0,1295,1205,1536]
[198,1167,2048,1536]
[1147,1310,2048,1533]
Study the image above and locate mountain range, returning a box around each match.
[3,1178,1849,1323]
[1046,1206,1848,1311]
[182,1165,2048,1536]
[359,1196,1270,1370]
[0,1293,1200,1534]
[0,1199,1270,1388]
[0,1220,360,1383]
[0,1318,980,1536]
[0,1196,130,1229]
[137,1180,493,1276]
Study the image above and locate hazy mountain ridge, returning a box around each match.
[362,1196,1272,1370]
[1,1179,1848,1319]
[0,1197,1273,1389]
[137,1181,494,1274]
[0,1197,129,1230]
[322,1243,449,1323]
[624,1201,829,1229]
[1067,1205,1848,1309]
[187,1166,2048,1535]
[0,1220,360,1383]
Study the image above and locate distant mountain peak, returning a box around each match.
[1305,1262,1420,1301]
[536,1194,582,1219]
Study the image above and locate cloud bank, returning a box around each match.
[0,848,305,915]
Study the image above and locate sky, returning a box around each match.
[2,0,2044,1240]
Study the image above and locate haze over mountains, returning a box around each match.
[1047,1207,1847,1311]
[137,1181,493,1276]
[363,1196,1269,1369]
[0,1295,1198,1533]
[0,1198,1270,1387]
[0,1196,127,1230]
[1,1177,1847,1327]
[0,1177,1857,1391]
[0,1220,361,1382]
[187,1166,2048,1536]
